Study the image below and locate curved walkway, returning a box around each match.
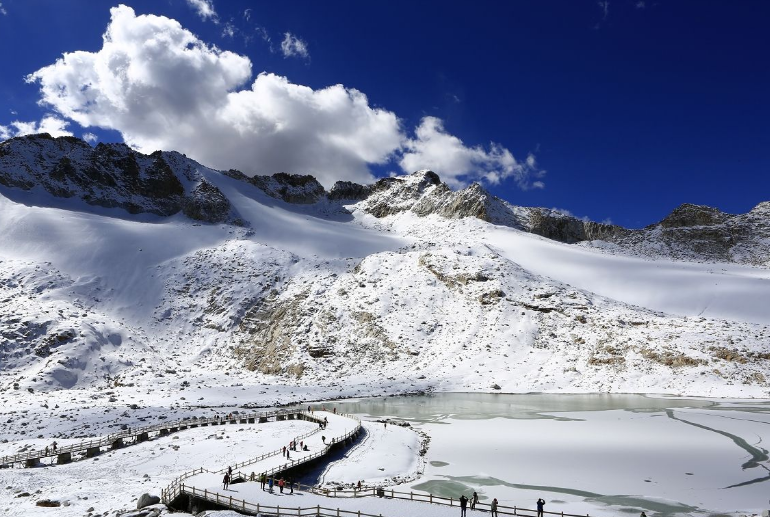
[0,408,303,468]
[164,411,590,517]
[162,411,360,503]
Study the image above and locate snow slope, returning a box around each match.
[0,135,768,400]
[485,225,770,325]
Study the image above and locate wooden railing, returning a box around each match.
[158,411,594,517]
[1,408,302,466]
[215,412,329,475]
[163,412,361,504]
[178,483,590,517]
[297,486,592,517]
[234,413,362,480]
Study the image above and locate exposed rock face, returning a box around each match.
[328,180,373,201]
[0,134,245,224]
[182,180,232,223]
[527,209,629,244]
[657,203,729,228]
[591,202,770,266]
[136,494,160,509]
[0,134,186,215]
[249,172,325,204]
[347,170,529,229]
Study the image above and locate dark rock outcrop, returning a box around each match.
[0,134,184,216]
[328,180,373,201]
[250,172,325,204]
[136,494,160,509]
[0,134,240,222]
[528,209,629,244]
[656,203,729,229]
[182,180,232,223]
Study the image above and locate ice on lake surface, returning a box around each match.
[334,393,770,517]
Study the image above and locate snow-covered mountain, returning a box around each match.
[1,134,768,398]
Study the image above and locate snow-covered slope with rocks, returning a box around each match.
[1,134,769,400]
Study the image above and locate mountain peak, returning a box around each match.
[657,203,729,228]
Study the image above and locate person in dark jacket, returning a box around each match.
[459,495,468,517]
[223,473,230,490]
[491,498,499,517]
[537,498,545,517]
[471,492,478,510]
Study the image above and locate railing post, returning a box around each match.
[410,492,413,500]
[430,494,433,504]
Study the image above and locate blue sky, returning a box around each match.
[0,0,768,228]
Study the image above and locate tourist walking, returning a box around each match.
[268,476,274,493]
[491,498,499,517]
[223,473,230,490]
[283,445,287,457]
[537,498,545,517]
[289,477,294,494]
[459,495,468,517]
[279,478,285,493]
[260,473,266,490]
[471,492,478,510]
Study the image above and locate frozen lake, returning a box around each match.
[333,393,770,517]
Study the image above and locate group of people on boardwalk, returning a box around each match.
[222,466,233,490]
[283,439,307,458]
[458,493,544,517]
[253,472,294,494]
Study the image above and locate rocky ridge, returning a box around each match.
[2,134,767,267]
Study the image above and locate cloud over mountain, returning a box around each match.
[24,4,537,189]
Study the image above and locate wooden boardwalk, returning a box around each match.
[162,411,596,517]
[1,408,305,468]
[162,411,362,507]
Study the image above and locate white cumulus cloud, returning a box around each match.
[25,5,399,187]
[0,115,72,140]
[82,132,99,144]
[0,2,7,16]
[185,0,217,22]
[399,117,544,190]
[22,5,539,192]
[281,32,309,59]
